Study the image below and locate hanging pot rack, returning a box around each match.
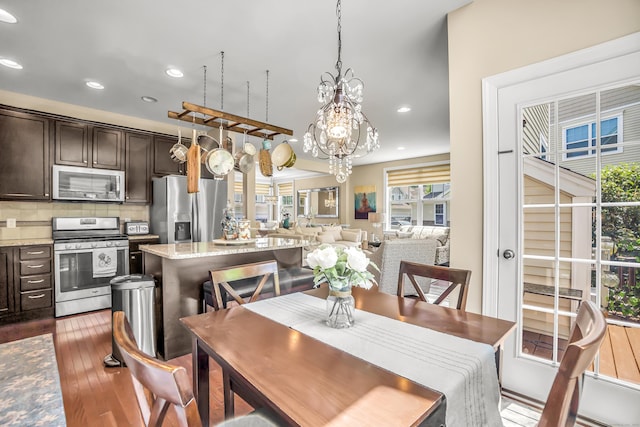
[168,101,293,140]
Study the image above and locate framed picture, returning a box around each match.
[354,185,376,219]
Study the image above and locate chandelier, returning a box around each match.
[324,190,336,208]
[303,0,379,183]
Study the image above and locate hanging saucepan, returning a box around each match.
[197,134,220,164]
[169,129,188,163]
[234,132,256,174]
[205,147,235,179]
[234,151,255,173]
[271,141,296,171]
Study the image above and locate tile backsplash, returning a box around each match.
[0,202,149,240]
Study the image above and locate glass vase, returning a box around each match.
[326,287,355,329]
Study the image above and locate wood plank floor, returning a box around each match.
[0,310,252,427]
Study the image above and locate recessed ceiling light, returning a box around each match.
[86,81,104,90]
[397,146,406,150]
[289,138,298,143]
[166,68,183,78]
[0,9,17,24]
[0,58,22,69]
[141,96,158,103]
[397,106,411,113]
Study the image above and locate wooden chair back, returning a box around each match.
[112,311,202,427]
[539,300,606,427]
[209,260,280,311]
[397,261,471,311]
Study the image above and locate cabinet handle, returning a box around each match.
[28,279,45,284]
[27,293,45,299]
[4,193,33,197]
[27,264,44,269]
[93,161,97,164]
[131,255,136,259]
[84,160,88,163]
[27,251,45,255]
[45,193,49,197]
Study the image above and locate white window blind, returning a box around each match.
[387,164,450,186]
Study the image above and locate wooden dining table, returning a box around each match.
[180,286,516,426]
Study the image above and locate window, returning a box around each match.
[434,203,446,225]
[563,115,622,160]
[539,134,548,161]
[386,164,450,229]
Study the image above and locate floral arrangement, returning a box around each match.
[306,245,378,292]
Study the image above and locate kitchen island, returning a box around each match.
[141,237,310,359]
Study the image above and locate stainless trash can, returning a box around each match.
[104,274,156,367]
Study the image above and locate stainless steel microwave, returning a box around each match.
[52,165,125,202]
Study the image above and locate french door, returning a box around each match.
[483,33,640,425]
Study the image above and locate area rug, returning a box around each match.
[0,334,67,426]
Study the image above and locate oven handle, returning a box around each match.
[54,247,128,255]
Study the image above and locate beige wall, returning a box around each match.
[349,154,450,241]
[448,0,640,313]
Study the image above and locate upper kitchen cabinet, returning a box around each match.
[0,108,52,201]
[153,134,186,176]
[125,132,152,204]
[55,120,124,170]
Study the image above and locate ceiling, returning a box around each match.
[0,0,470,172]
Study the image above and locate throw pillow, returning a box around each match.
[322,225,343,241]
[396,231,413,239]
[341,230,361,242]
[316,232,335,244]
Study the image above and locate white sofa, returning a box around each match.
[387,225,450,265]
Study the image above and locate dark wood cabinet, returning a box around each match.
[92,126,124,170]
[56,121,123,170]
[0,244,53,324]
[0,109,51,201]
[0,248,15,318]
[153,134,186,176]
[129,237,159,274]
[125,132,153,204]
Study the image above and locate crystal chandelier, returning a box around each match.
[324,190,336,208]
[303,0,379,183]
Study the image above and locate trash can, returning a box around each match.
[104,274,156,367]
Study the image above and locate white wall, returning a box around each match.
[447,0,640,313]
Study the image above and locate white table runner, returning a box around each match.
[245,292,503,427]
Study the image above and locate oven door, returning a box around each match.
[54,246,129,302]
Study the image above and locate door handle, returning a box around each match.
[503,249,515,260]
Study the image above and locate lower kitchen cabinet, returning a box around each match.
[0,244,54,324]
[129,236,159,274]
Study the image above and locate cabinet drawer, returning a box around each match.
[20,259,51,276]
[20,274,52,291]
[20,289,53,311]
[19,246,51,260]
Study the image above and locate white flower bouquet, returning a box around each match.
[306,245,378,292]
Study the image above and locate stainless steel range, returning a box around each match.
[53,217,129,317]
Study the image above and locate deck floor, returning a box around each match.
[523,324,640,385]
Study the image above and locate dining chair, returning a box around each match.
[538,300,607,427]
[112,310,202,427]
[207,260,280,311]
[397,261,471,311]
[114,311,280,427]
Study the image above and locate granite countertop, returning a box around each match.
[0,238,54,247]
[141,237,309,260]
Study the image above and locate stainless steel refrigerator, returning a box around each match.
[150,175,228,243]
